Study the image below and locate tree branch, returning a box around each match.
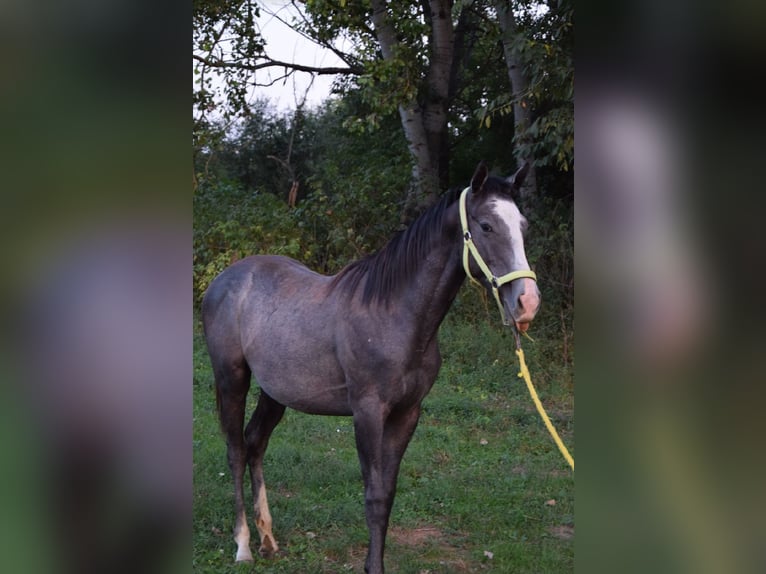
[286,1,366,71]
[193,53,361,75]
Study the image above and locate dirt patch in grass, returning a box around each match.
[389,526,471,572]
[389,526,444,546]
[341,545,368,572]
[549,525,574,540]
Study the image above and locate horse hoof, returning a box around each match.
[258,546,278,559]
[235,546,254,562]
[258,537,279,558]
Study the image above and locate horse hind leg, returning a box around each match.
[245,389,286,558]
[214,358,254,562]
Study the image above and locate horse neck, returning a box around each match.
[402,201,465,340]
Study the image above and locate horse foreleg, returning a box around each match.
[354,406,388,574]
[245,390,286,558]
[354,403,422,574]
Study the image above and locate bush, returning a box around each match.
[193,181,306,305]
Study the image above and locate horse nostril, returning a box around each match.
[516,280,541,319]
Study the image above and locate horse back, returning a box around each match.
[203,254,326,347]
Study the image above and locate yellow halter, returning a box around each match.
[459,187,537,325]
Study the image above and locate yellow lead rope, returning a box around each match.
[515,347,574,471]
[457,187,571,469]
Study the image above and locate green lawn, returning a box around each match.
[193,313,574,573]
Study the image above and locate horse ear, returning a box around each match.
[508,161,530,190]
[471,161,489,194]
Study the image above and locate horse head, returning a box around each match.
[463,161,541,332]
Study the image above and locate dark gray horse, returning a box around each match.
[202,161,541,573]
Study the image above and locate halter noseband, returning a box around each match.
[459,187,537,325]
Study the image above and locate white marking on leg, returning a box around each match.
[234,510,253,562]
[255,483,279,557]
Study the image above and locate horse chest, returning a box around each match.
[340,333,441,405]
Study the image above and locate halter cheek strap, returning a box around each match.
[459,187,537,325]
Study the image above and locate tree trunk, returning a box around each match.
[423,0,454,194]
[370,0,454,220]
[495,0,537,200]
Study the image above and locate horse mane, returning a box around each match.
[330,188,461,305]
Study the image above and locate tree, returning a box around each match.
[495,0,537,199]
[490,0,573,175]
[193,1,572,218]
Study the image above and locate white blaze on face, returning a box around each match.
[490,197,540,325]
[490,198,530,272]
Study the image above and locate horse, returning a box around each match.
[201,161,541,573]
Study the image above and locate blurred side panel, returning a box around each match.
[577,0,766,573]
[0,1,189,574]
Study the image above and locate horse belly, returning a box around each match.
[246,341,351,416]
[257,370,351,416]
[258,376,351,415]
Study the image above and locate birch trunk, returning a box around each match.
[370,0,454,219]
[495,0,537,199]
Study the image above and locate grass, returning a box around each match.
[193,306,574,573]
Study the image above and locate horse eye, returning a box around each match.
[480,222,493,233]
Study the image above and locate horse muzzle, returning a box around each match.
[503,277,541,330]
